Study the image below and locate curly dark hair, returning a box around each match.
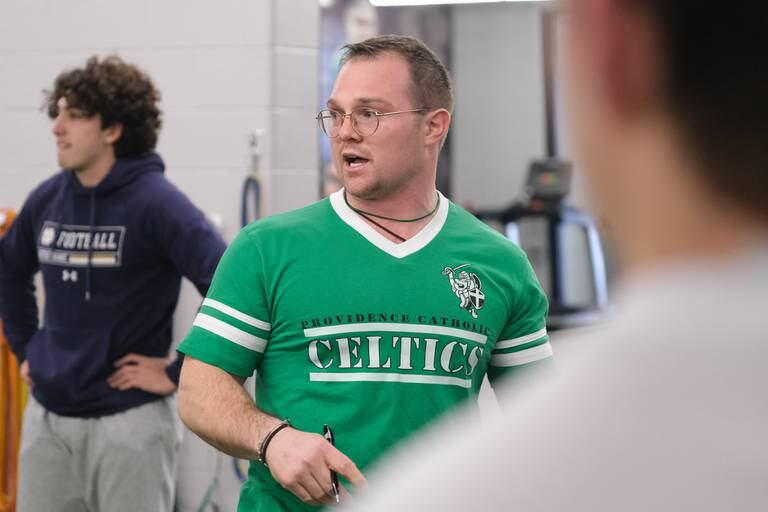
[340,35,453,113]
[44,55,162,159]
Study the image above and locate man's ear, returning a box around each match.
[103,122,123,146]
[424,109,451,146]
[580,0,661,118]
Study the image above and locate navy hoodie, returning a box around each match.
[0,153,226,417]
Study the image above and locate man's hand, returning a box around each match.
[107,353,176,395]
[20,360,33,386]
[265,427,368,506]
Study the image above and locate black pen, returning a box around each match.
[323,424,340,503]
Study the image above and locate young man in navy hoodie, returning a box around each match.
[0,55,226,511]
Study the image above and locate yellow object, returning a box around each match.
[1,209,26,512]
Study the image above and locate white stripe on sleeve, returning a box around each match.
[193,313,267,353]
[490,342,553,367]
[494,327,548,351]
[202,298,271,331]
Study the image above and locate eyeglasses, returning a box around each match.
[316,107,427,138]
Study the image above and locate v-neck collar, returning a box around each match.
[330,188,449,259]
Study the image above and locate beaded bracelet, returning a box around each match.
[257,418,291,467]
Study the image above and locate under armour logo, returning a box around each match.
[62,269,78,282]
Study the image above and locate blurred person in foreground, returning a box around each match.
[348,1,768,511]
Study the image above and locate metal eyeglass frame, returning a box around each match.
[315,107,428,138]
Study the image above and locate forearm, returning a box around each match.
[179,357,367,505]
[178,356,281,459]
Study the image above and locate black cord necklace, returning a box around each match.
[343,190,440,222]
[343,190,440,243]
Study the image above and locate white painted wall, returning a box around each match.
[0,1,319,510]
[449,2,593,210]
[450,2,546,209]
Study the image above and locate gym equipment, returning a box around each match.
[475,159,608,329]
[473,10,609,329]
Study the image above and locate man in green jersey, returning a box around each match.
[177,35,551,511]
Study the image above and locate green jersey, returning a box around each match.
[178,190,551,511]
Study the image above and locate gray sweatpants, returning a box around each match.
[17,396,182,512]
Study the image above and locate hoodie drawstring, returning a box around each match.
[85,190,95,301]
